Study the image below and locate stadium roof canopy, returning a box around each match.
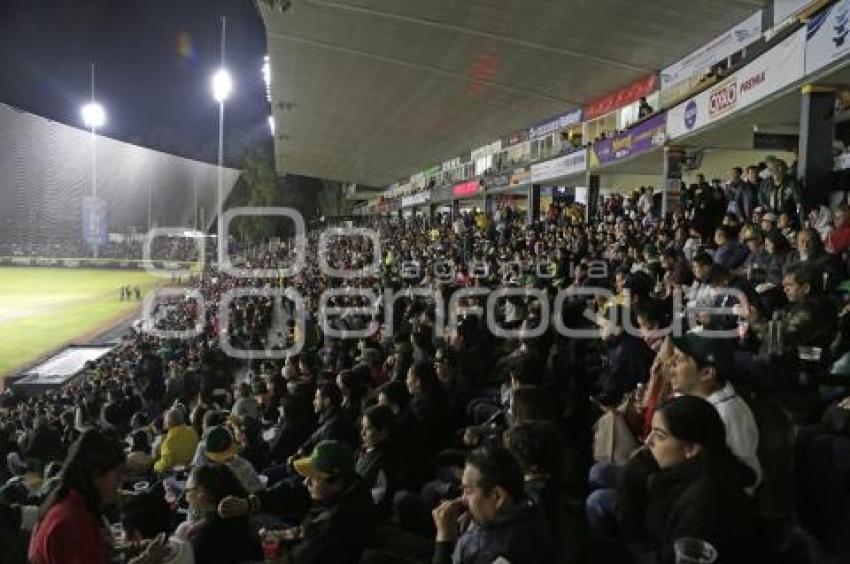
[0,102,241,242]
[258,0,768,187]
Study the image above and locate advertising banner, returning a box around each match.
[510,168,531,186]
[401,191,431,208]
[584,74,658,120]
[528,108,583,140]
[422,165,441,178]
[452,180,482,198]
[530,150,587,183]
[805,0,850,75]
[667,28,805,140]
[661,11,763,92]
[503,129,530,146]
[590,112,667,167]
[484,172,513,191]
[81,196,108,247]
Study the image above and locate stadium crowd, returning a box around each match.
[1,155,850,564]
[0,237,210,262]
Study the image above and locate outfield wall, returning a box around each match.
[0,256,202,270]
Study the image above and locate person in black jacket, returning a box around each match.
[290,382,358,464]
[431,446,555,564]
[595,305,653,406]
[618,395,759,564]
[176,464,260,563]
[356,404,409,519]
[219,440,377,564]
[406,361,453,461]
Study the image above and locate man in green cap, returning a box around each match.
[218,440,376,563]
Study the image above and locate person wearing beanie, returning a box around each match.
[203,426,264,494]
[619,396,759,564]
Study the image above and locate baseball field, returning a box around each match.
[0,268,160,378]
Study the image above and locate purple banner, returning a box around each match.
[590,112,667,167]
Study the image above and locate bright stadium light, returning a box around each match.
[268,115,275,135]
[81,102,106,130]
[212,68,232,103]
[262,55,272,102]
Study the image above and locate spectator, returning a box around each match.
[431,446,555,564]
[203,425,264,494]
[218,440,376,564]
[666,334,762,487]
[29,429,168,564]
[153,408,199,474]
[175,464,259,562]
[620,396,759,564]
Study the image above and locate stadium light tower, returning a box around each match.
[211,16,232,267]
[81,63,106,257]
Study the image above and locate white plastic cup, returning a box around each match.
[674,538,717,564]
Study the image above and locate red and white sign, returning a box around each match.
[584,74,658,120]
[709,78,738,116]
[452,180,481,198]
[667,28,805,140]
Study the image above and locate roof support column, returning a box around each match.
[663,146,685,218]
[797,84,836,212]
[527,184,541,224]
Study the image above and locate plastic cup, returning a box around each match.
[260,529,281,560]
[673,538,717,564]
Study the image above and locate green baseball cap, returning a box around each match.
[293,440,355,480]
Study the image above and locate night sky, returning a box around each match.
[0,0,271,166]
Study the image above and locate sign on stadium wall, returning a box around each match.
[661,11,763,92]
[530,150,587,183]
[584,74,658,121]
[590,112,667,167]
[667,28,805,140]
[805,0,850,75]
[528,108,583,140]
[452,180,482,198]
[401,191,431,207]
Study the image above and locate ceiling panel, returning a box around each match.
[259,0,768,186]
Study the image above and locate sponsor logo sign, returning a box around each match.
[661,11,762,91]
[667,28,805,140]
[528,108,583,139]
[590,112,667,167]
[584,74,658,120]
[805,0,850,75]
[530,150,587,183]
[452,180,481,198]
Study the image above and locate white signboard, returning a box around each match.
[661,11,763,92]
[528,108,583,140]
[401,191,431,208]
[667,28,805,140]
[530,150,587,183]
[805,0,850,75]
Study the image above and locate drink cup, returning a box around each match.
[673,538,717,564]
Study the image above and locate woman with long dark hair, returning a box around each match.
[620,395,759,564]
[356,404,408,518]
[29,428,167,564]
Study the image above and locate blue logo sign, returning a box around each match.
[835,3,849,47]
[684,100,698,130]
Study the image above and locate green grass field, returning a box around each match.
[0,268,161,378]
